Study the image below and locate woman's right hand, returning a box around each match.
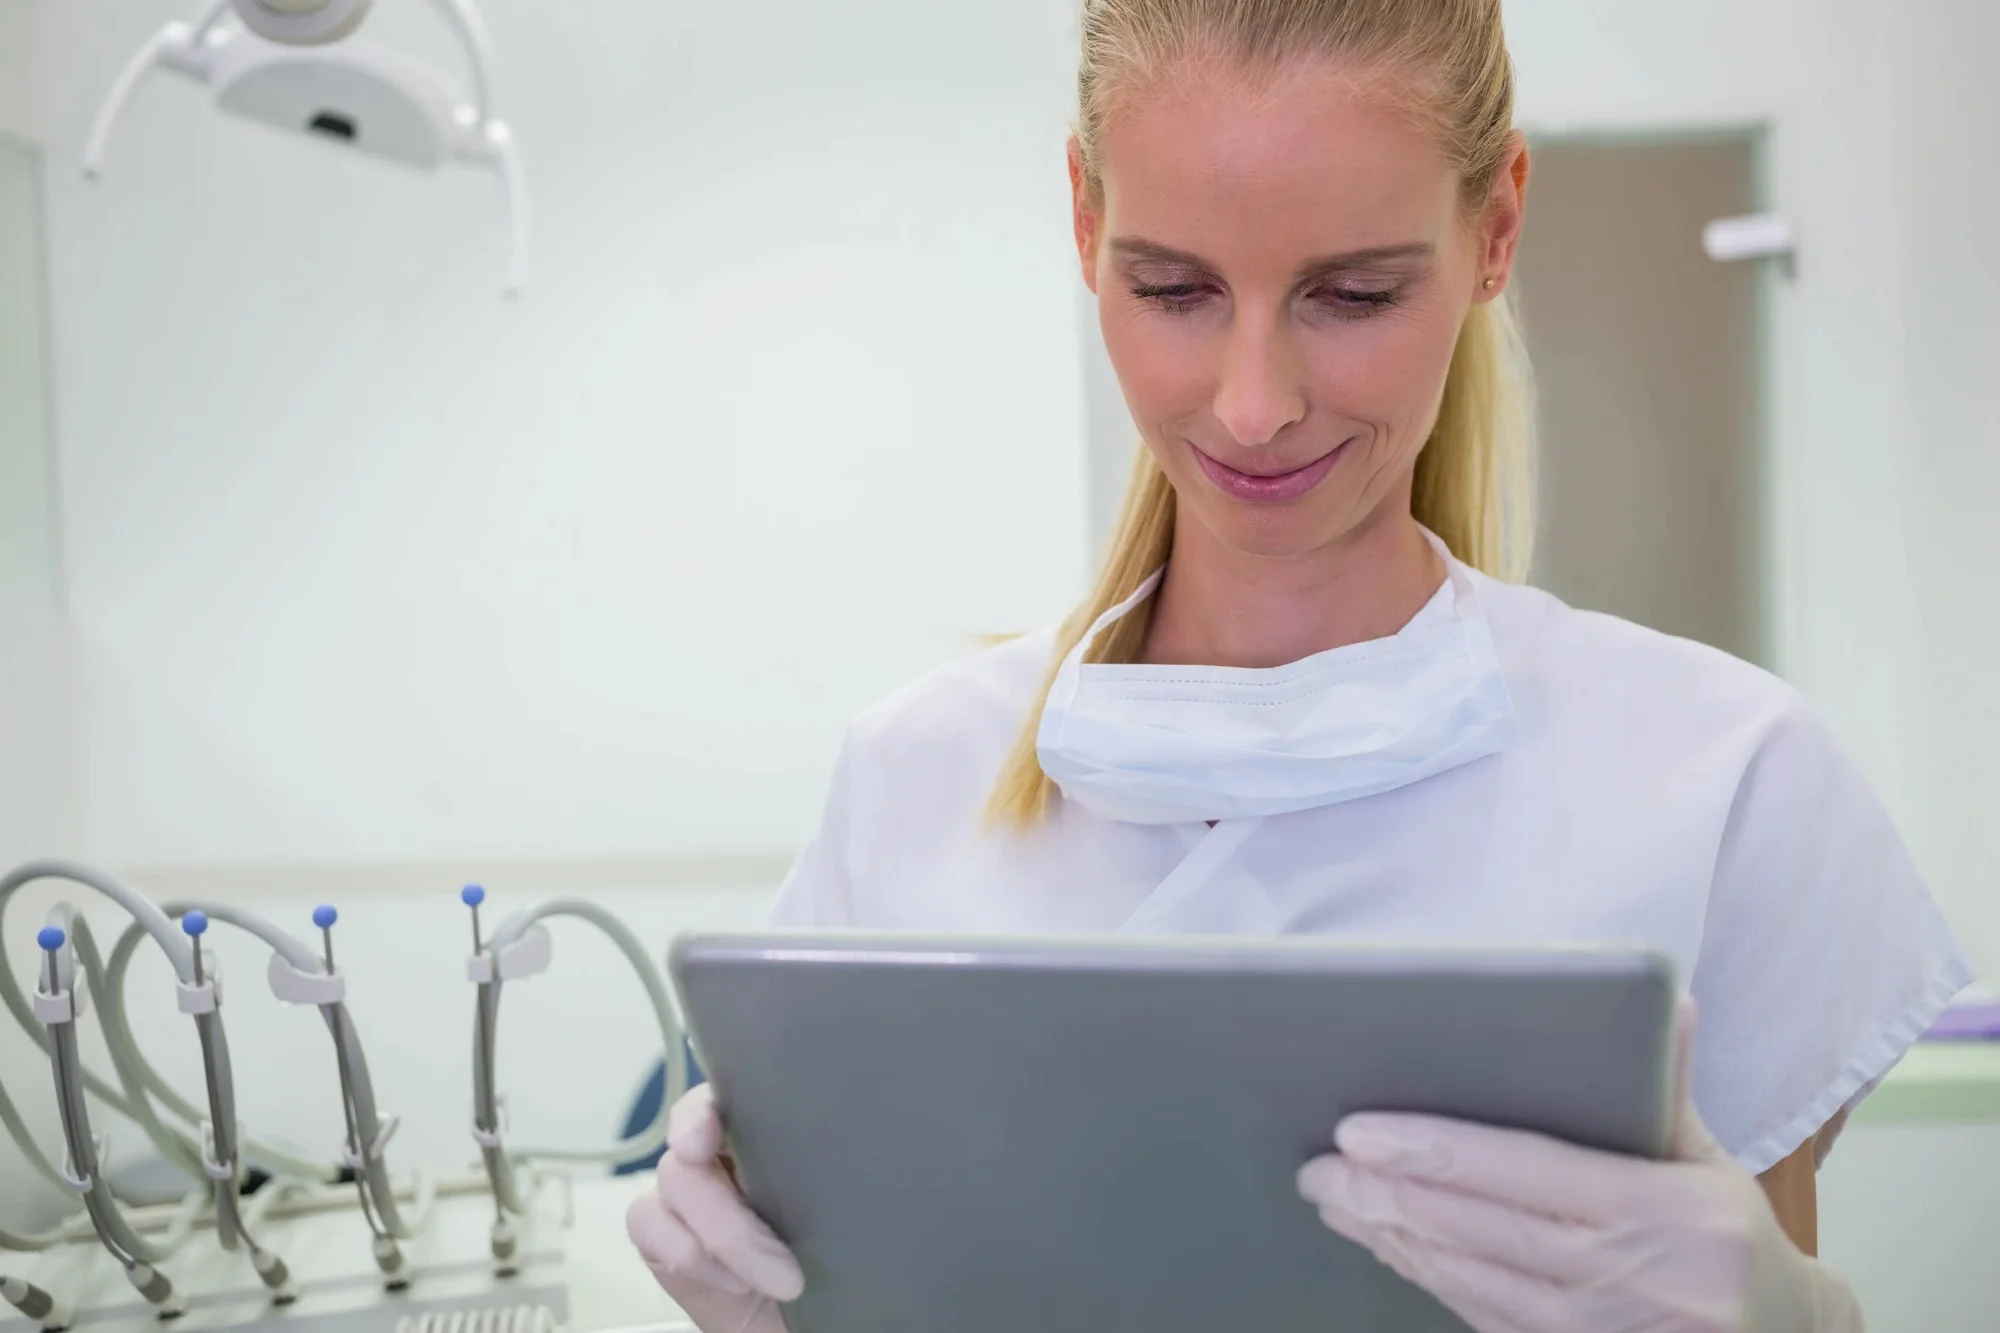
[625,1084,804,1333]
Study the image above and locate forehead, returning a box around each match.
[1095,60,1459,261]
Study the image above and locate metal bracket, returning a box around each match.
[467,925,552,985]
[267,951,347,1006]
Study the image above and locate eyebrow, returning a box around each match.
[1109,237,1436,277]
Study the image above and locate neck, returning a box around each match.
[1141,501,1446,669]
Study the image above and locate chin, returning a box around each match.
[1189,498,1350,560]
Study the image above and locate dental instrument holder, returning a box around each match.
[0,863,460,1321]
[33,924,188,1318]
[178,915,238,1202]
[180,914,296,1302]
[264,904,409,1287]
[466,926,554,987]
[463,886,554,1274]
[31,927,86,1026]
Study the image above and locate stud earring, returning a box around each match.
[1483,277,1496,290]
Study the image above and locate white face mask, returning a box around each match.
[1035,557,1518,826]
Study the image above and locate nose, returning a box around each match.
[1211,313,1307,449]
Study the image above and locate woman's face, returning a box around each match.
[1073,61,1527,560]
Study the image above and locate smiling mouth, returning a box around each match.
[1190,441,1349,503]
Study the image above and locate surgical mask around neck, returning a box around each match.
[1035,557,1518,826]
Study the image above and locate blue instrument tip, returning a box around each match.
[181,910,210,937]
[461,884,486,907]
[312,905,338,929]
[36,925,66,953]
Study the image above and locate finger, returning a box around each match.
[668,1084,726,1166]
[1367,1227,1565,1333]
[1331,1219,1541,1333]
[1307,1176,1542,1333]
[661,1249,758,1300]
[1672,992,1698,1110]
[1670,1097,1733,1166]
[1300,1156,1606,1287]
[1345,1221,1436,1292]
[1335,1114,1652,1226]
[665,1159,806,1302]
[723,1296,781,1333]
[625,1190,753,1296]
[1665,994,1734,1164]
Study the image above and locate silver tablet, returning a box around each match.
[669,933,1678,1333]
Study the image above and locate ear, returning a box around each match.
[1474,131,1530,304]
[1068,136,1103,295]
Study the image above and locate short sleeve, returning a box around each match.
[765,730,859,928]
[1688,699,1975,1173]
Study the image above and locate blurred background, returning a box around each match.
[1,0,1995,1328]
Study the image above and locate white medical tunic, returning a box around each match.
[769,560,1973,1174]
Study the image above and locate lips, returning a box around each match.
[1190,441,1347,504]
[1222,458,1324,479]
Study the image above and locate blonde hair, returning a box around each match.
[985,0,1536,830]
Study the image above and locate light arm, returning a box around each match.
[82,25,180,179]
[83,5,234,181]
[494,123,527,297]
[186,0,238,48]
[429,0,494,125]
[458,115,527,297]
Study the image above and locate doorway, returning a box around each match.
[1513,133,1769,665]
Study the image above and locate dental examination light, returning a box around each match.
[83,0,529,297]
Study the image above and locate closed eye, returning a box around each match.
[1136,280,1208,304]
[1131,281,1213,313]
[1308,285,1402,318]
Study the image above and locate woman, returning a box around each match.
[627,1,1972,1328]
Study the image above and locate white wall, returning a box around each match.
[35,0,1086,874]
[1820,1122,2000,1332]
[0,112,81,1235]
[0,1,40,142]
[0,138,75,870]
[1890,0,2000,985]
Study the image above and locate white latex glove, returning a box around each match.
[1296,1003,1866,1333]
[625,1084,802,1333]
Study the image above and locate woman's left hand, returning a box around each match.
[1296,1098,1863,1333]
